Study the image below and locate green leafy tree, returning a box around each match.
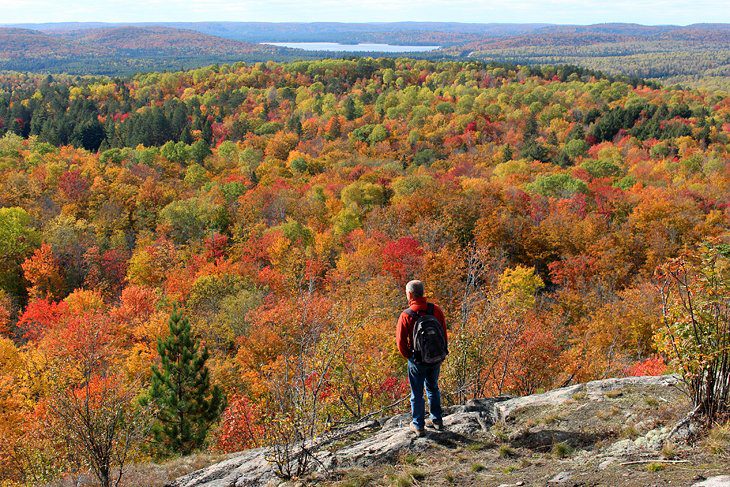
[158,197,218,244]
[526,173,588,199]
[0,207,40,293]
[146,308,226,456]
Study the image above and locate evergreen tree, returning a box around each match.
[523,114,538,140]
[146,308,225,456]
[344,96,357,121]
[520,138,550,162]
[502,144,513,162]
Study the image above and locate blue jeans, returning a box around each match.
[408,359,442,429]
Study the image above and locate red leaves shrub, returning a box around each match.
[204,233,229,261]
[18,298,69,341]
[113,285,158,324]
[216,395,264,453]
[58,169,90,201]
[382,237,424,285]
[624,356,667,377]
[83,247,129,298]
[379,376,409,402]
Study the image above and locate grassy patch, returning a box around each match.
[470,463,485,473]
[605,389,624,399]
[620,424,639,439]
[596,405,620,420]
[391,475,413,487]
[121,453,230,487]
[340,472,375,487]
[501,465,518,473]
[646,462,665,472]
[408,468,425,481]
[539,411,563,425]
[399,452,418,465]
[498,444,517,458]
[491,422,509,442]
[388,468,425,487]
[644,397,659,407]
[704,422,730,455]
[661,441,677,459]
[572,391,588,401]
[466,440,496,451]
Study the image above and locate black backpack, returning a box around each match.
[406,303,448,365]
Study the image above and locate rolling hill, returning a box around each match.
[0,26,289,74]
[446,23,730,85]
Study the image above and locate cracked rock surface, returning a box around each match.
[168,375,727,487]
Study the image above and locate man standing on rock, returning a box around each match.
[396,280,448,437]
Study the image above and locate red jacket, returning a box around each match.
[396,296,447,359]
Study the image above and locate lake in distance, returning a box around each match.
[263,42,440,52]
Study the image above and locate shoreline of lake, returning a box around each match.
[262,42,440,52]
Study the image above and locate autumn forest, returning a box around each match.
[0,58,728,485]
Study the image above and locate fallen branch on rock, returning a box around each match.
[620,459,690,465]
[665,404,702,443]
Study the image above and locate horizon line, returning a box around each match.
[3,21,730,27]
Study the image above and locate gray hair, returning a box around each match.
[406,280,424,298]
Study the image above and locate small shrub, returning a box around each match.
[470,463,485,473]
[656,244,730,424]
[552,442,574,458]
[502,465,518,473]
[605,389,623,399]
[444,472,455,483]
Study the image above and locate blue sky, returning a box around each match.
[2,0,729,25]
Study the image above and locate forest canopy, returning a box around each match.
[0,58,728,485]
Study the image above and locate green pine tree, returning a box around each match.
[147,308,226,456]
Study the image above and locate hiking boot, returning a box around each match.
[427,418,444,431]
[409,423,425,437]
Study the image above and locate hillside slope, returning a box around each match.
[447,24,730,84]
[167,375,729,487]
[0,26,287,74]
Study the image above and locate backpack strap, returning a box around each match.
[405,304,434,318]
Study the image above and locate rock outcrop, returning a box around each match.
[168,375,728,487]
